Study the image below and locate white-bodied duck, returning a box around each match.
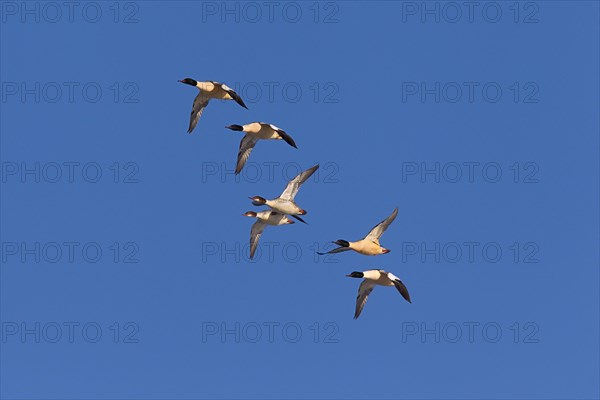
[178,78,248,133]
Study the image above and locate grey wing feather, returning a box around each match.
[188,93,210,133]
[249,220,266,259]
[280,164,319,200]
[354,280,376,319]
[236,134,258,174]
[365,207,398,241]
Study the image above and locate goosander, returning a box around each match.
[346,269,411,319]
[178,78,247,133]
[317,207,398,256]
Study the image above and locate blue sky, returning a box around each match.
[1,1,599,399]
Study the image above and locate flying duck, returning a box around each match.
[178,78,248,133]
[226,122,298,174]
[317,207,398,256]
[346,269,411,319]
[249,164,319,224]
[243,210,295,259]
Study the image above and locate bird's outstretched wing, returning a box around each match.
[188,93,210,134]
[365,207,398,241]
[393,279,412,304]
[236,134,259,174]
[268,124,297,148]
[354,280,376,319]
[209,81,248,109]
[249,220,266,259]
[280,164,319,200]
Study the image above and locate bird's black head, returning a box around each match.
[346,271,364,279]
[249,196,267,206]
[225,124,244,131]
[178,78,197,86]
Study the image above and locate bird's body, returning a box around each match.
[260,198,305,215]
[317,207,398,256]
[195,81,236,100]
[178,78,247,133]
[226,122,298,174]
[237,122,284,139]
[347,269,411,319]
[252,210,293,226]
[345,239,387,255]
[249,164,319,223]
[243,210,294,259]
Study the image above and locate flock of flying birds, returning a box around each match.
[179,78,412,319]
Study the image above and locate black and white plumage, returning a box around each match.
[178,78,248,134]
[226,122,298,174]
[346,269,411,319]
